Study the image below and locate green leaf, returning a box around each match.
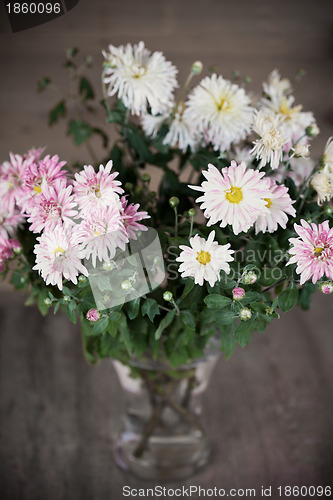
[141,298,160,322]
[155,310,176,340]
[49,100,66,126]
[79,77,94,101]
[38,77,51,92]
[240,291,260,305]
[204,294,232,309]
[220,324,237,359]
[68,119,93,145]
[180,279,195,299]
[125,297,140,320]
[180,310,196,330]
[37,289,50,316]
[91,316,109,335]
[298,282,316,310]
[278,285,299,312]
[214,309,236,325]
[66,303,77,324]
[127,126,152,162]
[234,320,255,347]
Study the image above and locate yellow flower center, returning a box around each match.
[53,246,65,254]
[279,97,302,120]
[314,246,324,255]
[217,97,231,112]
[264,198,272,208]
[225,186,243,204]
[196,251,211,265]
[93,187,101,198]
[34,185,42,193]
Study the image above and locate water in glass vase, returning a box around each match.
[112,338,220,481]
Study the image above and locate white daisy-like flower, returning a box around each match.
[33,226,88,290]
[311,166,333,205]
[251,110,288,170]
[184,74,254,152]
[322,137,333,171]
[176,230,234,287]
[255,178,296,234]
[102,41,178,116]
[263,69,292,101]
[163,103,201,152]
[289,142,310,160]
[190,161,271,235]
[141,112,168,138]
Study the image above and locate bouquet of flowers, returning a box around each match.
[1,42,333,477]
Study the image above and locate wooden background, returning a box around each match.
[1,0,333,498]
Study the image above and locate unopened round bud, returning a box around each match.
[169,196,179,208]
[244,76,252,83]
[191,61,203,74]
[242,270,258,285]
[163,291,173,302]
[265,306,274,316]
[78,275,87,283]
[324,205,333,215]
[232,287,245,301]
[86,309,100,322]
[63,295,71,303]
[306,123,320,137]
[121,280,132,291]
[239,307,252,321]
[188,208,197,218]
[319,281,333,295]
[44,298,52,307]
[13,246,22,255]
[141,173,151,183]
[125,182,133,191]
[103,261,116,271]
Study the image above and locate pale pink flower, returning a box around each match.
[120,196,150,240]
[0,209,25,238]
[190,161,271,235]
[0,234,20,271]
[176,230,234,287]
[27,180,77,233]
[0,153,34,212]
[33,226,88,290]
[255,178,296,234]
[73,161,123,215]
[20,154,67,213]
[287,219,333,285]
[86,309,101,322]
[319,281,333,294]
[73,205,128,267]
[232,287,245,300]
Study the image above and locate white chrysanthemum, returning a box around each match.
[311,166,333,205]
[184,74,254,152]
[231,145,254,167]
[263,69,292,101]
[163,103,201,152]
[255,179,296,234]
[289,142,310,159]
[323,137,333,171]
[102,41,178,116]
[251,111,288,169]
[176,230,234,287]
[141,112,168,138]
[190,161,271,235]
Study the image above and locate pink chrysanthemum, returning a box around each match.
[176,230,234,287]
[0,153,34,212]
[255,178,296,234]
[0,234,20,272]
[86,309,101,322]
[73,205,128,267]
[19,154,67,213]
[190,161,271,235]
[27,180,77,233]
[73,161,123,215]
[33,226,88,290]
[287,219,333,285]
[120,196,150,240]
[0,209,25,238]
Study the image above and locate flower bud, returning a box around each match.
[163,291,173,302]
[242,270,258,285]
[244,76,252,83]
[43,298,52,307]
[63,295,71,303]
[121,280,132,291]
[103,261,116,271]
[78,275,87,283]
[191,61,203,74]
[265,306,274,316]
[169,196,179,208]
[141,173,151,183]
[306,123,320,137]
[86,309,100,322]
[239,307,252,321]
[232,287,245,300]
[318,281,333,295]
[290,143,310,159]
[125,182,133,191]
[188,208,197,218]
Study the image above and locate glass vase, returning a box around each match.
[112,336,220,481]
